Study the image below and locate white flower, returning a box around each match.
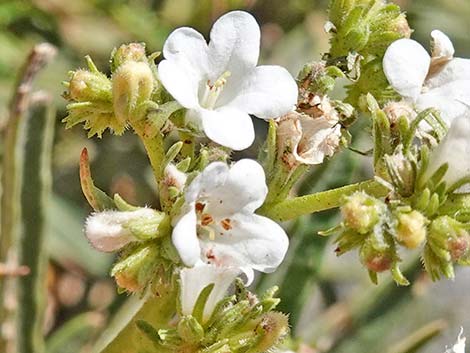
[172,159,289,282]
[428,112,470,192]
[158,11,298,150]
[277,108,341,166]
[179,264,240,323]
[445,328,466,353]
[383,30,470,126]
[85,208,158,252]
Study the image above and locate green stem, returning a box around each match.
[94,287,176,353]
[137,130,165,185]
[259,179,388,222]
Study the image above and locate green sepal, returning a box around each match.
[79,147,115,211]
[192,283,215,324]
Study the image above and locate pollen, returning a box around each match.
[201,213,214,226]
[195,202,205,213]
[220,218,232,230]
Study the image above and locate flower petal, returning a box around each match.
[199,213,289,273]
[383,38,430,100]
[205,159,268,217]
[428,112,470,187]
[172,206,201,267]
[430,30,454,61]
[223,65,298,119]
[85,209,153,252]
[185,161,229,203]
[208,11,260,80]
[159,27,211,109]
[162,27,210,75]
[199,107,255,150]
[179,264,240,322]
[425,58,470,90]
[416,79,470,126]
[158,59,201,109]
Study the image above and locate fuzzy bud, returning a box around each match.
[177,316,204,344]
[396,211,427,249]
[85,208,166,252]
[112,61,155,124]
[250,312,290,353]
[448,232,470,261]
[111,243,160,292]
[341,192,384,234]
[362,249,393,273]
[68,69,112,102]
[111,43,148,71]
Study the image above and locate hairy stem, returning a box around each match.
[259,179,388,222]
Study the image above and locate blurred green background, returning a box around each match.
[1,0,470,352]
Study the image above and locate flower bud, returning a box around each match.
[395,211,427,249]
[111,243,160,292]
[448,232,470,261]
[341,192,384,234]
[362,250,393,273]
[251,312,289,353]
[177,316,204,344]
[85,208,165,252]
[112,61,155,124]
[111,43,148,71]
[68,69,112,102]
[383,100,415,129]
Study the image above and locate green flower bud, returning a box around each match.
[361,247,393,273]
[112,60,155,124]
[63,56,125,137]
[111,42,148,72]
[448,232,470,261]
[111,243,160,293]
[68,69,112,102]
[177,315,204,344]
[248,312,289,353]
[341,192,385,234]
[395,211,427,249]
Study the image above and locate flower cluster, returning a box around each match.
[62,1,470,352]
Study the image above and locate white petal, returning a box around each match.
[416,80,470,126]
[158,59,201,109]
[172,206,201,267]
[85,209,153,252]
[185,161,229,203]
[208,11,260,81]
[162,27,210,76]
[383,39,430,100]
[223,65,298,119]
[199,107,255,150]
[204,159,268,217]
[431,30,455,60]
[179,264,240,323]
[159,26,212,109]
[445,328,466,353]
[426,58,470,89]
[428,113,470,187]
[200,213,289,273]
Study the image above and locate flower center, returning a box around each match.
[200,71,231,110]
[195,201,232,240]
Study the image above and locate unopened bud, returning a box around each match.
[112,61,154,124]
[111,243,160,292]
[341,192,384,234]
[251,312,289,353]
[68,69,112,102]
[363,251,393,273]
[177,315,204,344]
[383,100,415,129]
[111,43,147,71]
[448,232,470,261]
[396,211,427,249]
[85,208,165,252]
